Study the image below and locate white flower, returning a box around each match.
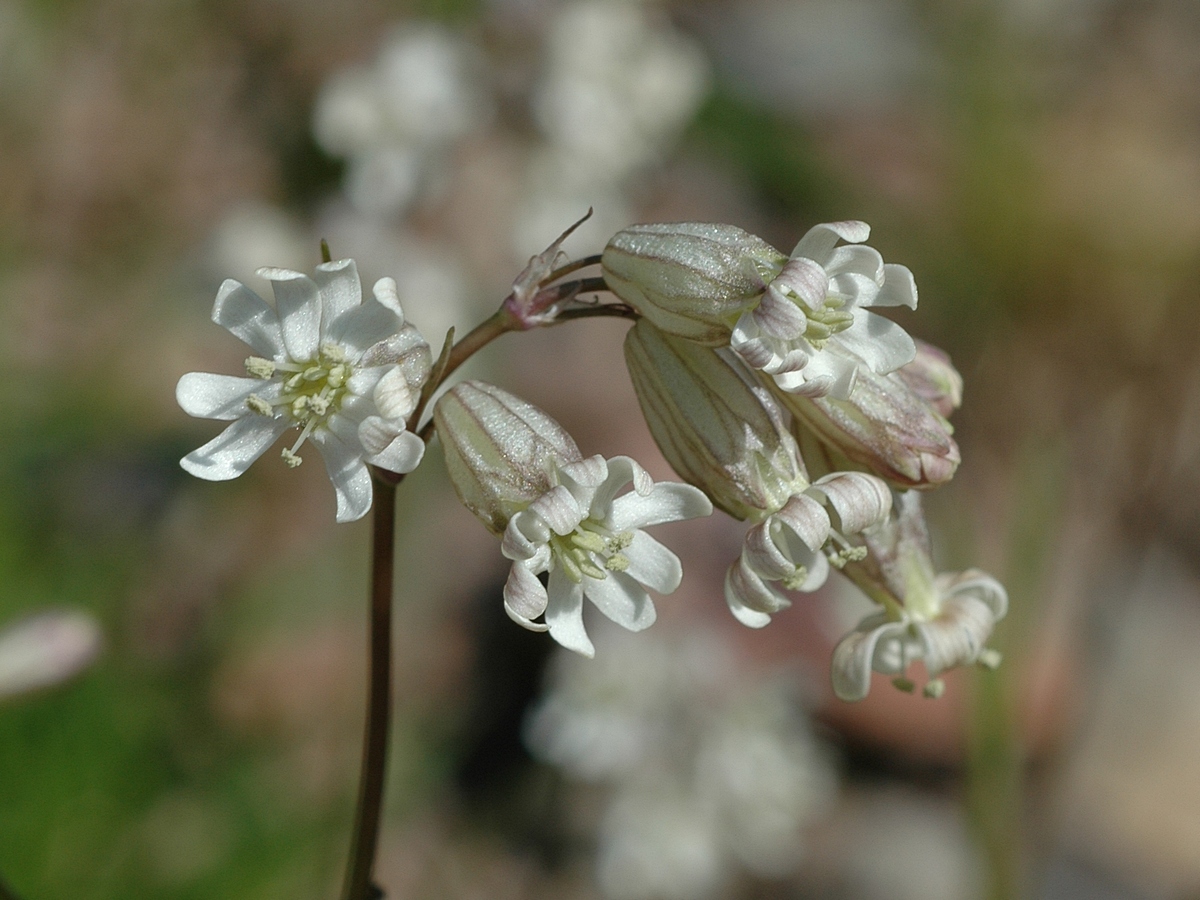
[725,471,893,628]
[501,454,712,657]
[829,491,1007,700]
[176,259,431,523]
[831,569,1008,701]
[730,220,918,399]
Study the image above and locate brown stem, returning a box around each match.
[341,473,398,900]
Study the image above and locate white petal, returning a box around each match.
[312,430,373,522]
[504,562,549,625]
[834,311,916,376]
[558,455,611,508]
[916,593,998,676]
[939,569,1008,620]
[828,270,881,307]
[607,483,712,532]
[372,366,418,420]
[528,485,584,536]
[773,351,856,398]
[365,429,425,475]
[742,520,794,581]
[809,472,892,534]
[622,530,683,594]
[314,258,362,327]
[211,280,284,358]
[789,221,870,265]
[176,373,279,421]
[830,617,898,702]
[769,256,829,311]
[181,416,289,481]
[826,244,884,281]
[873,264,918,309]
[584,571,657,632]
[724,558,787,628]
[773,493,832,551]
[754,283,809,339]
[259,268,322,362]
[325,277,406,356]
[502,512,545,561]
[545,569,594,657]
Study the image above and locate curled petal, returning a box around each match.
[724,557,788,628]
[528,484,585,535]
[790,221,870,265]
[830,614,905,702]
[501,512,546,561]
[826,244,884,282]
[809,472,891,534]
[874,264,918,309]
[363,428,424,475]
[916,594,998,676]
[324,277,406,356]
[742,520,794,581]
[755,282,810,338]
[504,562,549,628]
[773,493,832,551]
[372,366,418,420]
[938,569,1008,620]
[774,351,856,399]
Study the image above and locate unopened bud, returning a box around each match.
[433,381,582,534]
[777,364,960,489]
[624,318,807,520]
[602,223,786,344]
[895,339,963,419]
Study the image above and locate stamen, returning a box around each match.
[245,357,276,378]
[571,531,607,554]
[246,395,274,416]
[892,677,916,693]
[782,566,810,591]
[606,554,630,572]
[977,649,1003,670]
[559,552,584,583]
[923,679,945,699]
[281,448,302,468]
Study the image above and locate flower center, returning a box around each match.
[550,521,634,583]
[244,342,355,468]
[771,259,855,349]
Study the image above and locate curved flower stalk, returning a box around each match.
[603,220,918,399]
[176,259,432,522]
[434,381,712,657]
[830,491,1008,701]
[623,319,892,628]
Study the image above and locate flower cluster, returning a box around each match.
[177,215,1002,698]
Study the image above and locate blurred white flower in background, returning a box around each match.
[0,609,103,702]
[515,0,711,256]
[313,23,492,219]
[527,628,834,899]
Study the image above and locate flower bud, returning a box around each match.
[603,223,786,345]
[776,364,960,489]
[894,339,962,419]
[623,318,807,520]
[433,380,581,534]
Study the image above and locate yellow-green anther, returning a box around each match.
[327,365,347,387]
[782,566,810,591]
[245,357,276,378]
[892,677,916,693]
[606,554,630,572]
[578,557,608,580]
[281,448,302,468]
[246,395,273,416]
[303,366,324,381]
[559,552,584,583]
[978,648,1003,670]
[923,679,946,699]
[571,531,608,554]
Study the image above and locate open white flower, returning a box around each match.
[730,220,918,399]
[177,259,431,522]
[501,454,712,657]
[725,471,893,628]
[830,491,1008,700]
